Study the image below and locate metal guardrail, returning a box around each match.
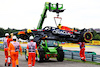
[64,51,100,63]
[0,44,4,49]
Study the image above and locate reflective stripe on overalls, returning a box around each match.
[4,38,8,48]
[28,42,36,52]
[11,42,20,52]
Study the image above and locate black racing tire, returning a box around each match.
[34,35,43,42]
[56,47,64,62]
[79,31,93,42]
[19,34,28,40]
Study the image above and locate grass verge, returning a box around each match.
[64,58,100,65]
[0,49,4,51]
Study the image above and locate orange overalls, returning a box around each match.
[27,41,37,67]
[3,37,13,65]
[8,41,22,67]
[79,42,86,61]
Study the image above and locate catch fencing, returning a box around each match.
[64,50,100,63]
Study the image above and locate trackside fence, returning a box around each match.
[64,51,100,63]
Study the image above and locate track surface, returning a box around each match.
[0,51,100,67]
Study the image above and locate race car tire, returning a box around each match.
[19,34,28,40]
[79,31,93,42]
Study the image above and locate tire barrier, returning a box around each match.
[64,50,100,63]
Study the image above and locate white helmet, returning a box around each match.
[29,36,34,40]
[12,36,17,39]
[5,33,9,36]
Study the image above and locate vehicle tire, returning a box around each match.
[45,58,49,61]
[56,47,64,62]
[37,48,44,62]
[34,35,43,42]
[45,57,49,61]
[79,31,93,42]
[19,34,28,40]
[25,49,28,61]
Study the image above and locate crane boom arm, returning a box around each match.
[37,2,64,29]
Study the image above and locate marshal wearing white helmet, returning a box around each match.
[5,33,9,36]
[3,33,13,66]
[8,35,22,67]
[26,36,39,67]
[12,36,17,40]
[29,36,34,40]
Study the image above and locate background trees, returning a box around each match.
[0,27,19,37]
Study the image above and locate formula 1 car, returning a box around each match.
[31,26,93,43]
[15,26,93,43]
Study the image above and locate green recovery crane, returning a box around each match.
[37,2,64,29]
[35,2,65,62]
[25,2,65,62]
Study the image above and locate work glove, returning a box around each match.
[8,54,10,56]
[10,33,13,38]
[8,51,10,56]
[36,50,39,55]
[26,50,29,56]
[20,52,22,56]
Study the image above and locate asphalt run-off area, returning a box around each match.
[0,42,100,67]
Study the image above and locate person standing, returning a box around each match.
[79,42,86,61]
[3,33,13,66]
[26,36,39,67]
[8,36,22,67]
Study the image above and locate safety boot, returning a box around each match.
[16,65,19,67]
[5,63,7,66]
[8,64,11,66]
[83,59,86,62]
[5,63,6,66]
[81,59,86,62]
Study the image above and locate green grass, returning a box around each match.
[64,58,100,65]
[0,49,4,51]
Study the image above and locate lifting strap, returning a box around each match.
[54,17,62,27]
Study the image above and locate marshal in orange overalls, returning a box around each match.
[8,41,22,67]
[26,41,38,67]
[79,42,86,61]
[3,36,13,66]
